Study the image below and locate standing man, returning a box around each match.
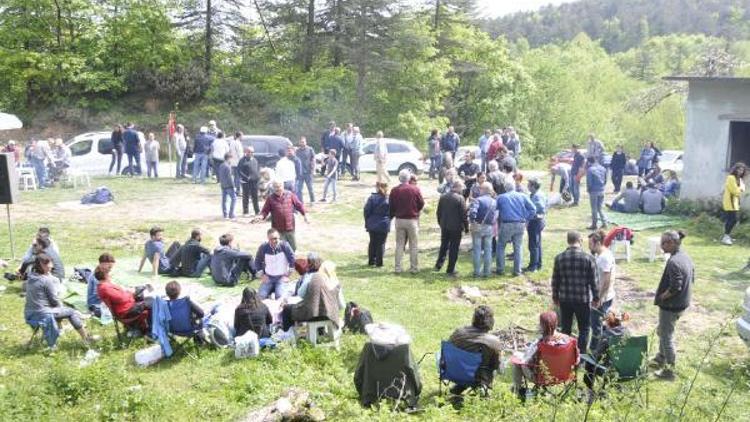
[208,120,223,137]
[341,123,354,178]
[435,181,468,277]
[587,230,616,351]
[651,230,694,380]
[551,231,600,354]
[374,131,390,183]
[29,139,53,188]
[427,129,442,180]
[457,152,480,198]
[505,128,521,160]
[192,126,214,184]
[289,147,303,200]
[123,123,142,177]
[586,156,608,230]
[468,182,496,278]
[586,133,605,164]
[569,144,585,206]
[330,127,345,171]
[110,125,124,175]
[255,228,296,300]
[229,132,244,194]
[495,181,536,277]
[526,178,546,273]
[260,180,308,251]
[211,133,229,182]
[173,124,187,179]
[320,121,336,155]
[238,146,260,216]
[478,129,492,172]
[320,149,339,202]
[349,126,363,180]
[441,126,460,159]
[389,169,425,274]
[610,145,627,193]
[295,137,316,203]
[276,148,297,192]
[218,153,237,220]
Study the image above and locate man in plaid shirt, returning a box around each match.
[261,180,308,251]
[551,231,600,353]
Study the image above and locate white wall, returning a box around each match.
[681,80,750,201]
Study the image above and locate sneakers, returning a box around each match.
[655,367,676,381]
[721,234,733,245]
[648,358,664,369]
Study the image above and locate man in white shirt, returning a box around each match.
[374,131,389,183]
[229,132,244,193]
[588,231,617,351]
[275,148,297,191]
[211,133,229,182]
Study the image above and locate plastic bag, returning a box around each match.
[134,344,164,367]
[100,304,113,325]
[234,330,260,359]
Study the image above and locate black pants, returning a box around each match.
[368,231,388,266]
[436,228,462,273]
[611,169,624,193]
[109,147,123,174]
[560,301,591,354]
[241,180,260,215]
[725,210,739,235]
[212,158,223,181]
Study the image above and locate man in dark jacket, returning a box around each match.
[435,181,468,277]
[170,229,212,277]
[448,305,503,394]
[210,233,254,286]
[123,123,141,177]
[192,126,214,184]
[441,126,460,159]
[238,146,260,215]
[218,153,236,219]
[295,137,316,203]
[610,145,627,193]
[651,230,694,380]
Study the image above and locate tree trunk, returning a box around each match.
[205,0,213,81]
[332,0,342,67]
[434,0,441,31]
[303,0,315,72]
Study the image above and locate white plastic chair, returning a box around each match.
[294,320,341,349]
[611,239,631,263]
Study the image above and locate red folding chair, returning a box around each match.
[522,336,579,400]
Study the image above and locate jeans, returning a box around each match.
[527,218,545,271]
[212,158,223,182]
[258,275,285,300]
[232,167,240,193]
[193,153,209,183]
[429,155,442,179]
[570,177,581,204]
[340,148,350,176]
[611,169,623,192]
[394,218,419,272]
[436,228,462,273]
[221,187,236,218]
[147,160,159,178]
[589,193,607,227]
[497,222,525,275]
[350,151,360,178]
[322,176,337,200]
[480,151,487,173]
[656,308,683,365]
[299,173,315,202]
[589,299,613,351]
[725,210,739,235]
[31,157,46,188]
[190,254,212,277]
[560,301,592,354]
[241,180,259,215]
[471,224,494,276]
[368,231,388,266]
[109,147,123,174]
[176,152,187,178]
[126,152,141,176]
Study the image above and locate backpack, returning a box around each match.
[344,302,373,334]
[71,267,93,284]
[81,186,114,205]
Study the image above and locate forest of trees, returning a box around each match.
[1,0,749,157]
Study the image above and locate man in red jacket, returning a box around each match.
[261,180,309,251]
[389,169,425,273]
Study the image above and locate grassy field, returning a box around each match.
[0,173,748,421]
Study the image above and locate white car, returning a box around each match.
[359,138,426,174]
[658,150,684,174]
[66,131,145,176]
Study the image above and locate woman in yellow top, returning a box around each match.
[722,162,747,245]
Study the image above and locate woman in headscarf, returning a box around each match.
[282,260,344,331]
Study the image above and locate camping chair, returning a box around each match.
[109,305,150,348]
[167,297,202,359]
[526,337,579,400]
[437,341,485,396]
[581,335,648,388]
[25,314,59,350]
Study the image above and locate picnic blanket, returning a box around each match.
[607,212,686,231]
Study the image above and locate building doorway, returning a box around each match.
[729,121,750,168]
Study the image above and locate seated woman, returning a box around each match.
[294,253,322,297]
[165,280,204,328]
[95,268,152,334]
[583,311,631,395]
[510,311,574,399]
[663,171,681,198]
[281,260,345,332]
[24,254,95,349]
[447,305,503,395]
[234,287,273,339]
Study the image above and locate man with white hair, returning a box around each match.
[389,169,424,273]
[495,180,536,276]
[30,138,54,187]
[207,120,222,137]
[374,131,389,183]
[192,126,214,184]
[260,179,308,251]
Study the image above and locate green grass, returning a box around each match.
[0,174,748,421]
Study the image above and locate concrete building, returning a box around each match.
[666,76,750,201]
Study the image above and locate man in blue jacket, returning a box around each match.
[440,126,460,159]
[586,156,608,230]
[255,228,295,299]
[123,123,141,177]
[496,181,536,276]
[192,126,215,184]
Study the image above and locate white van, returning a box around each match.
[359,138,426,174]
[66,131,145,176]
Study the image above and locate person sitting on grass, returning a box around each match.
[583,311,631,402]
[165,280,204,326]
[281,260,345,332]
[234,287,273,339]
[608,181,640,214]
[663,170,681,198]
[96,267,153,334]
[210,233,255,287]
[510,311,574,400]
[138,226,180,276]
[640,182,666,215]
[170,229,212,278]
[447,305,503,395]
[255,228,295,299]
[25,254,97,349]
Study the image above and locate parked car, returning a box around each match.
[657,149,684,174]
[66,131,145,176]
[358,138,426,174]
[548,148,611,168]
[737,286,750,348]
[187,135,293,173]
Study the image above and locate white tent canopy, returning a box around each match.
[0,112,23,130]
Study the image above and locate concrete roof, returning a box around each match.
[663,76,750,82]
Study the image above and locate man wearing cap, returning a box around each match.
[192,126,214,184]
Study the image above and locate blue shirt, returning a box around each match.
[469,194,496,225]
[86,271,101,309]
[586,163,607,194]
[529,191,547,216]
[193,133,215,155]
[496,191,536,223]
[123,128,140,154]
[144,240,171,272]
[478,135,490,153]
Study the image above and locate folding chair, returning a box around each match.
[527,337,579,399]
[167,297,202,359]
[25,314,59,350]
[581,335,648,386]
[437,341,484,395]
